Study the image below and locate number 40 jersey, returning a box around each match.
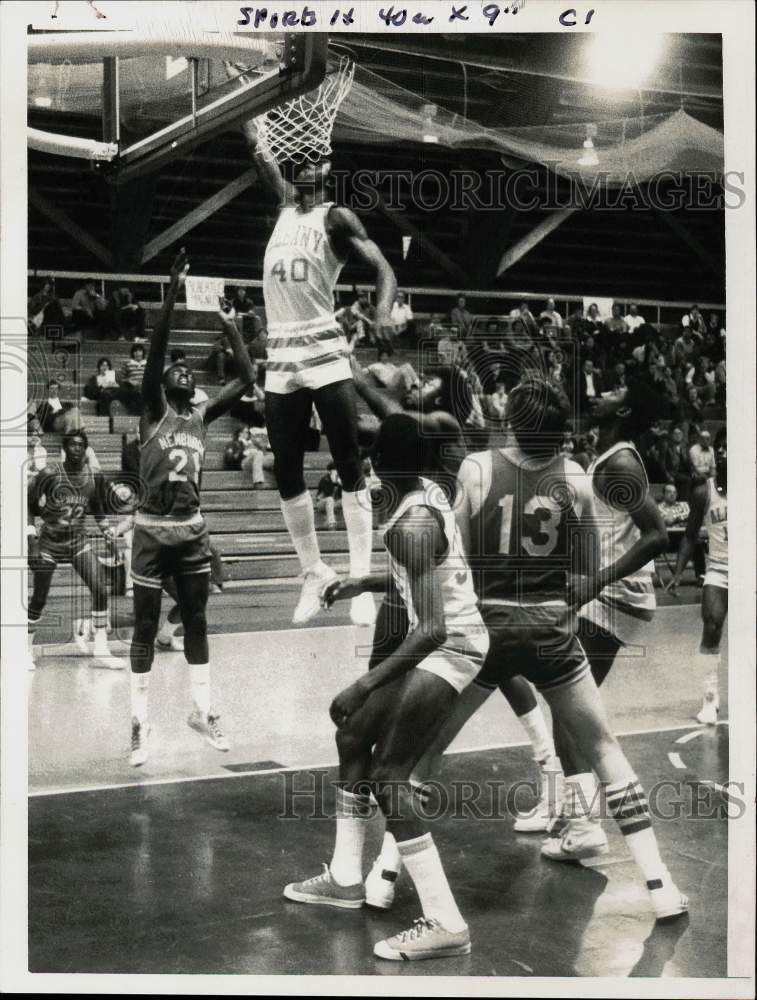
[463,447,594,603]
[140,406,207,521]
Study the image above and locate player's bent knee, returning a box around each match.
[335,724,370,761]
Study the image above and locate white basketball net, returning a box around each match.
[254,55,354,165]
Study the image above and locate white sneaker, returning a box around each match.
[156,633,184,652]
[350,592,377,627]
[374,917,471,961]
[130,717,149,767]
[365,857,398,910]
[696,691,719,725]
[513,764,563,833]
[292,564,337,625]
[648,874,689,921]
[92,634,127,669]
[187,709,230,751]
[74,618,91,655]
[541,819,609,862]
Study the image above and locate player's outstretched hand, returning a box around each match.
[170,247,190,288]
[218,298,236,323]
[330,678,371,727]
[321,576,363,609]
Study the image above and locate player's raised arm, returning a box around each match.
[667,480,708,593]
[198,302,258,425]
[141,248,189,425]
[328,207,397,342]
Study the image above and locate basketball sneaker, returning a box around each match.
[648,874,689,921]
[283,865,365,908]
[513,762,563,833]
[364,857,398,910]
[350,592,377,627]
[292,563,337,625]
[91,629,127,669]
[540,818,609,862]
[187,709,230,751]
[373,918,471,961]
[130,717,149,767]
[156,634,184,652]
[696,689,719,725]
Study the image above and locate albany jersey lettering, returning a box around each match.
[468,449,585,601]
[140,407,207,519]
[704,478,727,569]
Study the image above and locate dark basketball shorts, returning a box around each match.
[130,514,211,590]
[37,529,91,567]
[474,601,590,694]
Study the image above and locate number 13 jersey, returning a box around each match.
[465,448,590,603]
[139,406,206,521]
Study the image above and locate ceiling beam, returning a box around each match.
[497,208,578,276]
[141,167,258,264]
[374,195,467,285]
[29,191,114,269]
[652,208,721,276]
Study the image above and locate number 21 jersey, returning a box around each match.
[467,449,584,602]
[140,406,206,520]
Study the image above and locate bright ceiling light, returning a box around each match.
[586,33,665,90]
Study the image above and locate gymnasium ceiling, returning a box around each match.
[28,32,725,303]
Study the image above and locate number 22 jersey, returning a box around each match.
[139,406,207,521]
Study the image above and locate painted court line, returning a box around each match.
[668,751,687,769]
[28,721,727,799]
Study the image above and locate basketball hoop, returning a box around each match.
[254,55,354,165]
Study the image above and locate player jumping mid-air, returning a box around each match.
[128,249,256,766]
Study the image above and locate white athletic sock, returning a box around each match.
[281,492,321,573]
[189,662,211,715]
[397,832,467,933]
[341,488,373,577]
[92,610,109,656]
[330,787,375,886]
[697,651,721,703]
[519,704,555,764]
[606,776,666,883]
[564,772,599,820]
[375,831,402,876]
[130,672,150,725]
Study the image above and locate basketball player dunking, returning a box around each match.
[128,249,257,766]
[239,114,397,627]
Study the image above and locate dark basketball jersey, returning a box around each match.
[140,406,206,519]
[31,462,104,544]
[468,449,582,601]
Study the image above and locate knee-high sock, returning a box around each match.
[330,787,376,886]
[190,662,210,715]
[281,492,321,573]
[341,488,373,577]
[696,650,721,702]
[130,671,150,725]
[397,832,467,933]
[519,704,556,764]
[606,776,667,884]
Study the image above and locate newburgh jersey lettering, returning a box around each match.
[140,407,207,519]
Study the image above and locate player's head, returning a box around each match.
[714,427,727,493]
[371,413,424,490]
[62,429,88,467]
[506,378,570,458]
[162,362,195,399]
[591,377,660,441]
[663,484,678,504]
[292,158,331,197]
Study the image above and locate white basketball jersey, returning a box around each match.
[384,477,484,637]
[263,202,344,336]
[704,478,728,569]
[587,442,655,615]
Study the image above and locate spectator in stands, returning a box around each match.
[573,429,599,471]
[366,345,418,398]
[26,415,47,482]
[690,356,717,404]
[230,361,266,428]
[115,343,147,414]
[486,376,508,427]
[689,429,716,481]
[71,278,108,335]
[657,483,706,584]
[109,286,146,342]
[464,369,488,451]
[35,379,81,434]
[231,286,253,314]
[390,290,414,342]
[539,297,563,329]
[427,313,445,340]
[207,329,235,385]
[604,302,629,338]
[624,303,646,333]
[673,326,699,368]
[449,293,473,340]
[682,304,707,336]
[315,461,342,529]
[578,358,604,414]
[28,277,65,337]
[224,427,247,471]
[241,425,274,488]
[672,383,704,440]
[662,425,693,501]
[350,288,377,346]
[83,356,120,416]
[584,302,603,337]
[641,425,668,484]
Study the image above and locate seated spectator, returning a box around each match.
[673,327,700,368]
[657,484,706,582]
[83,356,119,416]
[35,379,81,434]
[611,361,628,391]
[624,303,646,332]
[241,426,274,488]
[584,302,603,337]
[449,293,473,340]
[116,343,148,414]
[207,330,234,385]
[672,384,704,439]
[682,304,707,337]
[662,425,693,501]
[315,461,342,529]
[427,313,446,340]
[604,302,629,339]
[71,278,108,335]
[578,358,603,414]
[690,356,717,404]
[350,289,377,346]
[28,277,65,337]
[109,286,146,342]
[26,415,47,482]
[390,290,414,341]
[486,377,508,426]
[223,428,247,471]
[689,429,716,481]
[231,286,253,314]
[539,296,563,329]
